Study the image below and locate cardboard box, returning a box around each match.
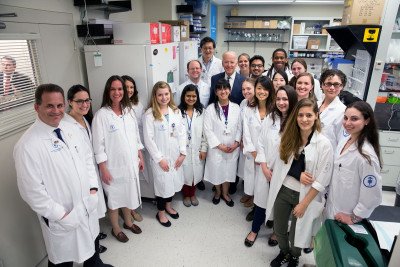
[159,20,190,41]
[160,23,171,43]
[262,21,270,28]
[253,20,263,28]
[307,38,321,50]
[113,22,159,44]
[231,22,241,28]
[171,26,180,42]
[245,20,254,28]
[269,20,278,29]
[231,6,239,16]
[322,28,328,35]
[224,22,232,28]
[293,23,301,34]
[342,0,385,25]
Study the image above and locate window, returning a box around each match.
[0,35,42,139]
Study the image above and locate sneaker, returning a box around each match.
[287,255,299,267]
[270,251,289,267]
[183,197,191,207]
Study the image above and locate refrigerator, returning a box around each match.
[178,41,198,84]
[84,43,180,199]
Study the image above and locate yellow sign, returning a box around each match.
[363,28,380,42]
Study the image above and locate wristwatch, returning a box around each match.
[351,213,361,224]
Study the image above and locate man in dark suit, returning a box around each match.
[1,55,35,97]
[209,51,245,105]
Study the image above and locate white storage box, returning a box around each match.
[292,36,309,49]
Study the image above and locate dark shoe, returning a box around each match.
[98,245,107,253]
[123,223,142,234]
[156,213,171,227]
[228,183,237,195]
[270,251,289,267]
[196,181,205,191]
[266,220,274,228]
[98,232,107,240]
[111,230,129,243]
[287,254,299,267]
[166,210,179,219]
[246,208,254,221]
[268,237,278,247]
[212,196,220,205]
[244,232,258,247]
[222,195,234,207]
[303,248,313,254]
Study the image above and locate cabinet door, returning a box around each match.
[381,165,400,187]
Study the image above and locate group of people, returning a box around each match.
[14,36,383,267]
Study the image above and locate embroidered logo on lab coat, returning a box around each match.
[363,175,377,188]
[51,141,62,152]
[109,124,118,132]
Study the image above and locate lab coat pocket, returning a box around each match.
[338,168,355,189]
[53,206,81,232]
[85,193,99,214]
[108,167,130,184]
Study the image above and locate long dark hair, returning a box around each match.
[67,84,94,125]
[178,84,204,116]
[249,76,274,112]
[214,78,231,120]
[272,69,289,87]
[346,101,382,167]
[266,48,289,78]
[101,75,132,110]
[121,75,139,105]
[271,85,298,133]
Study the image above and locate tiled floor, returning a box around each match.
[93,185,396,267]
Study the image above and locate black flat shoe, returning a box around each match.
[98,245,107,253]
[222,195,234,207]
[244,232,258,247]
[196,181,205,191]
[156,213,171,227]
[303,248,313,254]
[268,237,278,247]
[212,196,220,205]
[166,210,179,219]
[98,232,107,240]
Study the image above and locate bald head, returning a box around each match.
[222,51,238,76]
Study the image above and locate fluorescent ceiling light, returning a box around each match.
[295,0,343,3]
[238,0,293,3]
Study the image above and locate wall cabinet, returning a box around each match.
[224,15,291,52]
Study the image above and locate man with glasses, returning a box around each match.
[14,84,111,267]
[249,55,266,79]
[198,37,224,89]
[175,60,209,106]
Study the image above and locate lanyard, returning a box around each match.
[221,104,229,126]
[185,111,192,140]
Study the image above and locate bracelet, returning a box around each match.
[351,213,361,224]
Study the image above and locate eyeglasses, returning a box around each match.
[323,82,342,88]
[72,98,92,105]
[251,64,264,68]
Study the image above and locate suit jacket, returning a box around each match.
[0,71,35,96]
[209,72,245,106]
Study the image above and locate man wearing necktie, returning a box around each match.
[14,84,111,266]
[0,55,35,98]
[209,51,245,105]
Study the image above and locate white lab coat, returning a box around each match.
[92,107,143,210]
[181,109,208,186]
[203,102,242,185]
[326,137,382,219]
[254,114,281,209]
[63,114,107,219]
[318,96,346,150]
[265,131,333,248]
[14,119,99,264]
[242,105,264,196]
[143,107,187,198]
[199,55,224,88]
[236,99,247,179]
[175,79,210,107]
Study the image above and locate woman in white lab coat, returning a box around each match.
[267,98,333,267]
[326,101,382,224]
[317,69,347,150]
[242,77,274,220]
[92,75,144,243]
[244,85,298,248]
[295,72,317,102]
[178,84,207,207]
[203,78,242,207]
[122,75,146,222]
[237,77,255,203]
[143,81,186,227]
[64,84,108,253]
[289,59,323,101]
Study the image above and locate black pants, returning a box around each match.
[48,236,103,267]
[156,196,173,211]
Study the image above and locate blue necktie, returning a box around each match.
[54,128,65,143]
